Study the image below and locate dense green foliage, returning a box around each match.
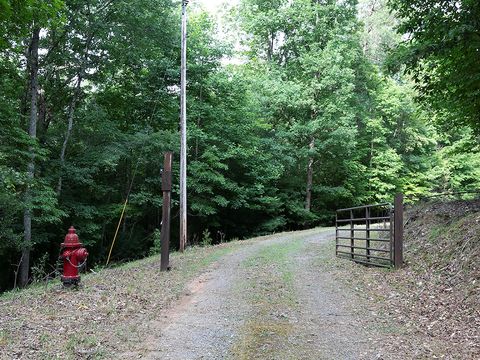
[0,0,478,291]
[387,0,480,131]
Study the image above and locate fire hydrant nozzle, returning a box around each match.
[60,226,88,287]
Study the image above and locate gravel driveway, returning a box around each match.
[124,228,386,359]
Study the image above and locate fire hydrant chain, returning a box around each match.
[66,256,87,269]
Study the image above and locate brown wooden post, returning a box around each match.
[389,206,394,266]
[335,212,338,256]
[350,210,354,259]
[394,193,404,269]
[366,207,371,262]
[161,152,173,272]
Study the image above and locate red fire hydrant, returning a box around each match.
[60,227,88,287]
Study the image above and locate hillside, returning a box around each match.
[340,199,480,358]
[0,241,247,358]
[402,199,480,355]
[0,202,479,359]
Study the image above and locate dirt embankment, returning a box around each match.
[402,200,480,356]
[341,199,480,359]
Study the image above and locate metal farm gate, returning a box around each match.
[335,194,404,269]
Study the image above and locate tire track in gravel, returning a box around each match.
[124,228,386,359]
[289,232,374,359]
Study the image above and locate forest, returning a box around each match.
[0,0,479,291]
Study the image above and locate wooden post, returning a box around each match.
[179,0,188,252]
[335,212,338,256]
[366,207,371,262]
[350,210,354,259]
[394,193,404,269]
[161,152,173,271]
[389,205,394,266]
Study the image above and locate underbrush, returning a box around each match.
[404,200,480,291]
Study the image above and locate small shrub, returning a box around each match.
[201,229,213,247]
[149,229,161,256]
[31,253,49,283]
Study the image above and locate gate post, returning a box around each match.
[350,210,354,259]
[335,212,339,256]
[161,152,173,272]
[394,193,404,269]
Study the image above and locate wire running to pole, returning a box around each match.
[105,160,141,266]
[106,198,128,266]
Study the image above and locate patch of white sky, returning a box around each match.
[196,0,239,14]
[194,0,245,65]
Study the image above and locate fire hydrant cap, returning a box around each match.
[62,226,82,247]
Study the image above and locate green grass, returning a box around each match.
[0,330,11,347]
[65,333,106,359]
[232,233,312,359]
[0,241,243,301]
[187,242,243,271]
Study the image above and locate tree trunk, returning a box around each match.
[306,0,320,211]
[305,137,315,212]
[267,30,274,61]
[56,32,93,196]
[56,74,83,196]
[195,77,203,160]
[19,27,40,288]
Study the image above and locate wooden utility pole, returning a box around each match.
[161,152,173,271]
[179,0,188,252]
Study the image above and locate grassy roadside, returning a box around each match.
[0,240,247,359]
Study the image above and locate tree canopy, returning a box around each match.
[0,0,478,291]
[388,0,480,131]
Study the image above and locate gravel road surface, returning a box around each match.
[125,228,386,359]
